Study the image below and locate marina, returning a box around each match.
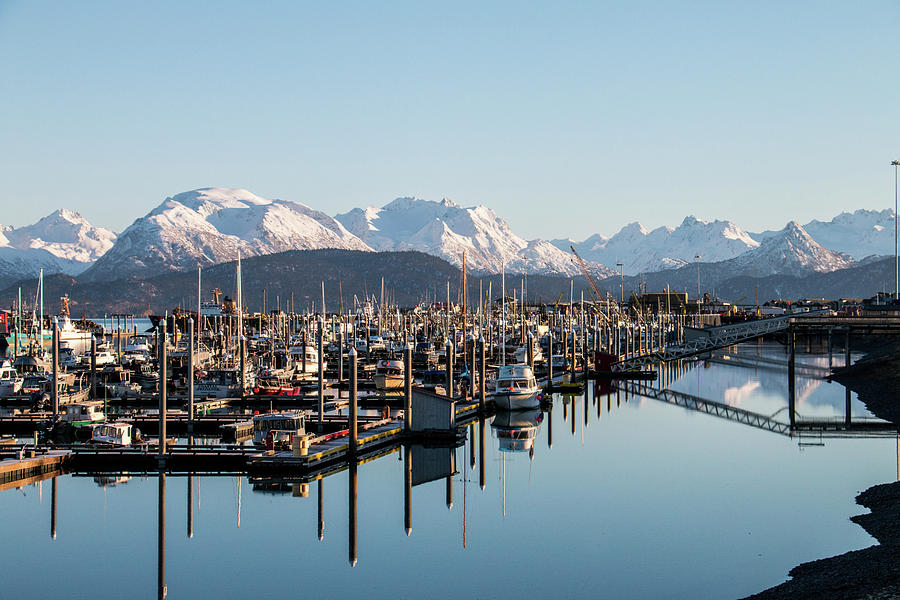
[1,285,898,598]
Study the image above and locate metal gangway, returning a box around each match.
[618,381,898,439]
[613,312,822,371]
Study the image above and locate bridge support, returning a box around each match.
[788,329,796,428]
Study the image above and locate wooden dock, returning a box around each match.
[0,450,72,490]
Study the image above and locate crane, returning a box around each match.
[570,246,611,322]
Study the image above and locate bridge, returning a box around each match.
[618,380,898,439]
[613,314,802,371]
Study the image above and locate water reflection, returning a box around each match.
[7,342,900,599]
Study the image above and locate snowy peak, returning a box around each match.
[0,209,117,287]
[336,196,596,276]
[81,188,370,281]
[559,216,758,275]
[5,208,116,262]
[801,208,896,259]
[728,221,853,275]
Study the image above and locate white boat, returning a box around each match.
[62,401,105,426]
[288,344,327,371]
[59,344,80,368]
[0,361,23,397]
[80,350,116,367]
[491,408,542,452]
[374,359,404,391]
[513,342,544,364]
[56,296,93,347]
[493,365,541,410]
[253,412,306,448]
[124,336,151,353]
[92,422,133,446]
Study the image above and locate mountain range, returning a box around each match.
[0,187,895,297]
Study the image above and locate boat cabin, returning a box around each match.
[92,422,133,446]
[63,401,105,425]
[252,412,306,448]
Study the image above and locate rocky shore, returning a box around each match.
[745,339,900,599]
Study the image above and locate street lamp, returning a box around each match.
[892,160,899,300]
[616,263,624,304]
[695,255,702,302]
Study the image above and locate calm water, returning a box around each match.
[2,342,895,599]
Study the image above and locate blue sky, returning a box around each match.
[1,1,898,239]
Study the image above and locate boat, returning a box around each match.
[91,422,133,446]
[374,359,404,391]
[80,349,116,367]
[493,364,541,410]
[195,368,252,398]
[513,341,544,364]
[252,412,306,449]
[59,343,80,368]
[255,368,299,396]
[62,401,105,426]
[56,295,93,348]
[288,343,327,372]
[491,408,543,452]
[0,361,23,397]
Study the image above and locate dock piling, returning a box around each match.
[349,347,358,453]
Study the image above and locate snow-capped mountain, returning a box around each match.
[335,197,609,277]
[556,216,759,275]
[801,209,896,260]
[80,188,370,281]
[725,221,853,275]
[0,209,116,286]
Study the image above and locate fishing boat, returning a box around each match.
[56,295,93,347]
[493,364,541,410]
[491,408,543,452]
[80,349,116,367]
[288,343,327,371]
[0,361,23,397]
[59,343,80,368]
[374,359,404,391]
[252,412,306,449]
[91,422,133,446]
[513,341,544,364]
[195,368,251,398]
[62,401,105,426]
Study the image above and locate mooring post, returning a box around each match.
[349,347,358,451]
[187,318,194,429]
[51,317,59,420]
[317,317,324,426]
[302,330,307,374]
[445,339,454,399]
[90,334,97,401]
[547,329,553,386]
[527,330,534,372]
[159,321,167,460]
[337,331,344,398]
[788,328,796,429]
[404,342,413,432]
[478,336,486,411]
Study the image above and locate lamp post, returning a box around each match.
[892,160,899,300]
[616,263,624,304]
[695,255,701,302]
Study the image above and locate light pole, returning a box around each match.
[695,255,702,302]
[616,263,624,304]
[893,160,899,300]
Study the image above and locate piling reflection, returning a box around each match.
[158,473,166,600]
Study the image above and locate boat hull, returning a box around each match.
[493,389,541,410]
